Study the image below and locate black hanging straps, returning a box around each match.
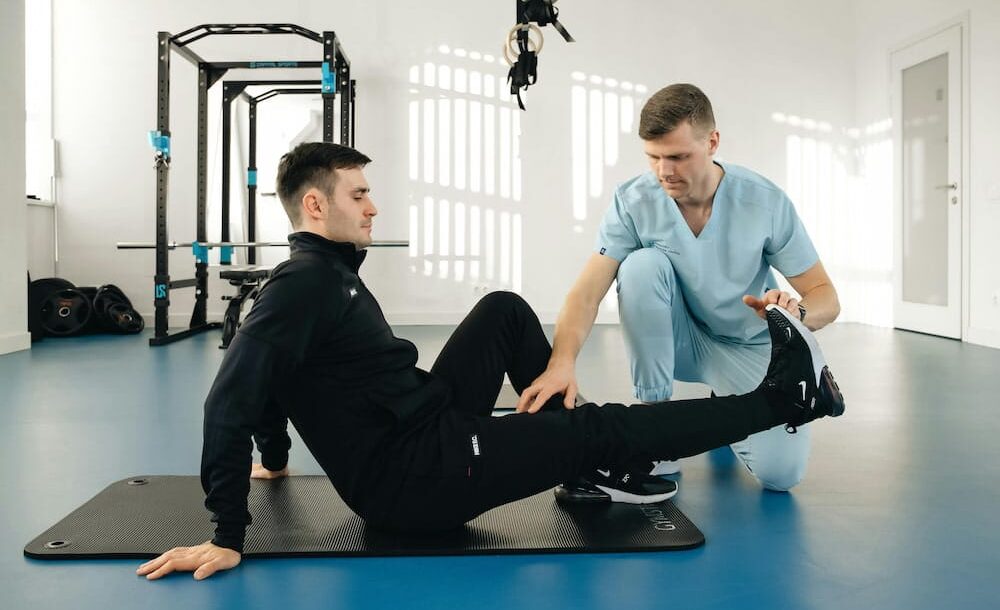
[507,28,539,110]
[521,0,574,42]
[505,0,574,110]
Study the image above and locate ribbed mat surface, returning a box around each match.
[25,476,704,558]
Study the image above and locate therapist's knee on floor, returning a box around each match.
[747,451,809,492]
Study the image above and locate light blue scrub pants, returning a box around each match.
[616,248,811,491]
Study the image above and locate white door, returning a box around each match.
[891,25,963,339]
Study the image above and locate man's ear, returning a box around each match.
[301,188,324,221]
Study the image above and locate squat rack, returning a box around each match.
[146,24,353,346]
[222,82,328,265]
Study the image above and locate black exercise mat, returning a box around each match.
[25,476,704,558]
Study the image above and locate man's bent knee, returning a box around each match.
[476,290,528,312]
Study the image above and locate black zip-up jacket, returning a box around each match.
[200,231,450,552]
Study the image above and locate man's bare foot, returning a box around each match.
[250,463,289,479]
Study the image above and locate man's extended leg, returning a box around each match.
[376,306,844,530]
[618,247,814,489]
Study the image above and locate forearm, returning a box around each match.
[201,333,288,553]
[799,284,840,331]
[201,420,255,552]
[550,292,601,366]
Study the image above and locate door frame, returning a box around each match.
[889,14,970,339]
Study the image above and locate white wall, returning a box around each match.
[50,0,858,327]
[26,201,56,278]
[854,1,1000,348]
[0,0,29,355]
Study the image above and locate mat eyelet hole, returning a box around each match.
[127,478,148,486]
[45,540,69,549]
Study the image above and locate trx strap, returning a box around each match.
[521,0,574,42]
[505,0,574,110]
[507,28,539,111]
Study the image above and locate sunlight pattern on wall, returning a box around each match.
[569,73,647,316]
[407,46,523,293]
[570,72,647,227]
[772,112,893,327]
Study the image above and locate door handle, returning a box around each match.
[935,183,958,190]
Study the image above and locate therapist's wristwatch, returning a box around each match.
[797,304,807,322]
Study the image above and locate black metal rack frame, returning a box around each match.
[222,82,336,265]
[150,24,353,346]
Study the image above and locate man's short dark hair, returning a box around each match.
[638,83,716,141]
[275,142,372,226]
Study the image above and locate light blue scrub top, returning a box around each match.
[596,162,819,345]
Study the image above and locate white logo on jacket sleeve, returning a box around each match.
[349,287,358,298]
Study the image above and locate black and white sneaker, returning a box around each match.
[554,469,678,504]
[760,304,845,432]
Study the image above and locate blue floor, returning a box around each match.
[2,323,999,609]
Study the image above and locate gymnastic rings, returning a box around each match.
[503,22,545,67]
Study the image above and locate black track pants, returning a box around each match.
[373,291,786,531]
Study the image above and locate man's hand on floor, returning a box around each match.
[137,541,241,580]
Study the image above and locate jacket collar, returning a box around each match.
[288,231,368,272]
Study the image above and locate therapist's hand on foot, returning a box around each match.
[517,364,578,414]
[136,541,241,580]
[251,463,289,479]
[743,289,800,320]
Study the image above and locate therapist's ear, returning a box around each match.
[707,130,720,155]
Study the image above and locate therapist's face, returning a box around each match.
[643,120,719,204]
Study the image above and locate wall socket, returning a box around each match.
[472,284,492,296]
[993,290,1000,307]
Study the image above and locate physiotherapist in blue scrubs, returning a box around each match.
[517,83,841,491]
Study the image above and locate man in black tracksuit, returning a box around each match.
[138,143,844,580]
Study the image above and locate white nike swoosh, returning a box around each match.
[597,469,610,478]
[798,380,807,401]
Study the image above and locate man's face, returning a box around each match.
[643,121,719,203]
[318,167,377,249]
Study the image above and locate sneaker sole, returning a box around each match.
[765,305,846,418]
[593,483,678,504]
[819,366,845,417]
[553,486,611,503]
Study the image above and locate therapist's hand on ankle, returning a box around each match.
[742,290,800,320]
